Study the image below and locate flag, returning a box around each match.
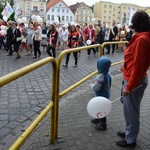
[14,4,22,20]
[128,7,135,26]
[1,2,14,19]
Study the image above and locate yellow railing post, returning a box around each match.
[0,57,58,149]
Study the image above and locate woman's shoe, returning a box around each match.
[62,64,68,67]
[38,54,41,58]
[117,132,125,138]
[73,65,77,67]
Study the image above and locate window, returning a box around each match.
[109,16,111,19]
[109,11,111,14]
[51,15,54,20]
[66,9,69,13]
[104,10,106,13]
[70,16,72,21]
[62,9,64,13]
[104,5,107,8]
[62,16,64,21]
[52,8,54,12]
[26,6,31,11]
[33,6,38,12]
[26,14,30,20]
[66,16,69,21]
[59,4,62,7]
[109,5,112,9]
[103,16,106,20]
[57,9,60,12]
[40,7,44,12]
[47,15,50,20]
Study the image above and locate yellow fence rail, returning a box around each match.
[0,57,57,150]
[0,41,128,149]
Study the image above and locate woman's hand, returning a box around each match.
[87,83,93,88]
[123,89,130,96]
[120,66,124,72]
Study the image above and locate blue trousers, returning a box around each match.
[123,77,148,144]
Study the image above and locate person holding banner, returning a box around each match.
[6,21,13,56]
[116,11,150,148]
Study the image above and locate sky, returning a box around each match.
[64,0,150,7]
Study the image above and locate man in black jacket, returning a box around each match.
[112,20,118,54]
[6,21,13,56]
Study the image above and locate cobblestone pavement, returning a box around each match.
[0,48,150,150]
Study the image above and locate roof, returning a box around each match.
[46,0,68,11]
[69,2,86,14]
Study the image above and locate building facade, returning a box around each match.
[69,2,94,24]
[94,1,147,26]
[13,0,46,21]
[46,0,74,25]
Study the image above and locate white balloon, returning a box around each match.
[54,17,58,21]
[38,18,43,23]
[92,18,96,22]
[54,20,59,25]
[22,17,27,23]
[31,15,36,21]
[0,30,6,35]
[127,28,130,33]
[121,30,125,34]
[71,21,75,26]
[117,24,121,28]
[3,16,8,22]
[1,25,6,30]
[36,15,40,21]
[106,24,109,29]
[86,40,92,45]
[17,18,23,24]
[87,97,112,119]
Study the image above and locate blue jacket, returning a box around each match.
[91,56,112,98]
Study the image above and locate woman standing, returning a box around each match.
[32,22,42,58]
[62,25,79,67]
[47,24,58,58]
[116,11,150,148]
[41,22,47,52]
[27,22,34,53]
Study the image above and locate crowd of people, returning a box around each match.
[0,18,133,66]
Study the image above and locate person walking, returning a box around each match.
[32,21,42,58]
[62,25,79,67]
[6,21,13,56]
[47,24,58,58]
[116,11,150,148]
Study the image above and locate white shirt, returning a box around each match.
[56,26,62,38]
[62,29,68,41]
[105,30,110,41]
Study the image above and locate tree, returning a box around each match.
[89,5,94,12]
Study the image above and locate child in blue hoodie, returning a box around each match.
[89,56,112,130]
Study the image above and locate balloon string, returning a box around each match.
[111,84,143,103]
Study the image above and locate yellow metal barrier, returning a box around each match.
[56,41,128,139]
[4,41,128,149]
[0,57,57,149]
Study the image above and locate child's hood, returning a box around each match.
[97,56,111,74]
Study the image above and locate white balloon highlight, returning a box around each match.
[86,40,92,45]
[87,97,112,119]
[3,16,8,22]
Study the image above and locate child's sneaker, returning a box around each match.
[95,123,107,130]
[91,119,101,124]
